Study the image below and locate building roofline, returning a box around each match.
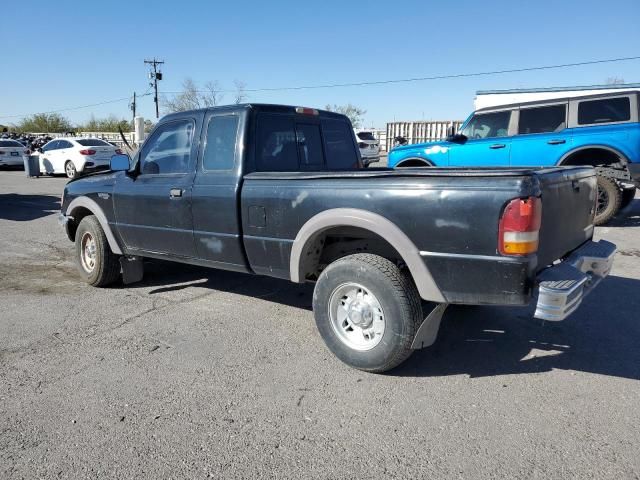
[477,82,640,95]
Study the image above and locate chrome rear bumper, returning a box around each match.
[534,240,616,321]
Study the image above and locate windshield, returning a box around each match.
[0,140,23,147]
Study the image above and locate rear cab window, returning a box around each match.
[0,140,23,147]
[254,112,360,172]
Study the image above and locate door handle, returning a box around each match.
[547,139,566,145]
[489,144,506,149]
[169,188,183,198]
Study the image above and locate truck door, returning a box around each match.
[449,110,512,167]
[113,117,200,257]
[191,110,250,271]
[510,103,570,167]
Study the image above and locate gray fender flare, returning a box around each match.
[66,196,123,255]
[289,208,445,303]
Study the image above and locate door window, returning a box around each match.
[518,105,566,134]
[58,140,73,149]
[461,111,511,139]
[140,119,194,174]
[42,141,60,152]
[577,97,631,125]
[202,115,239,171]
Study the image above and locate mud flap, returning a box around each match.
[120,256,144,284]
[411,303,449,349]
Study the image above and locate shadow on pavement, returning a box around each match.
[395,275,640,381]
[0,193,60,221]
[133,260,314,311]
[132,260,639,381]
[609,198,640,227]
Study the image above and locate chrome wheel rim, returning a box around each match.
[80,232,97,273]
[66,162,75,177]
[328,282,385,351]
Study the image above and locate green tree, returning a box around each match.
[80,114,131,132]
[17,113,73,133]
[324,104,367,128]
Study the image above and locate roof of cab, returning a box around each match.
[160,103,348,122]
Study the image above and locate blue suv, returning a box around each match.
[388,91,640,224]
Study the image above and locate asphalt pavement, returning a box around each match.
[1,169,639,479]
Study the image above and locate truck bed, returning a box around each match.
[241,166,596,304]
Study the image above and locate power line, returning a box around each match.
[160,55,640,95]
[0,93,153,120]
[1,55,638,120]
[144,58,164,118]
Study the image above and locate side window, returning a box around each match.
[58,140,73,149]
[321,118,359,170]
[518,105,566,134]
[43,141,59,152]
[256,114,298,171]
[140,119,194,174]
[461,111,511,139]
[578,97,631,125]
[296,123,324,168]
[202,115,239,171]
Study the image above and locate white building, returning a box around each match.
[474,82,640,110]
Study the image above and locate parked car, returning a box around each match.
[39,138,121,178]
[59,104,615,373]
[354,130,380,166]
[0,139,29,167]
[388,91,640,225]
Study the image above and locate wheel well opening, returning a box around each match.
[396,158,431,168]
[298,227,406,282]
[67,206,93,241]
[561,148,624,168]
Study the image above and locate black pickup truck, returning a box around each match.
[59,104,616,372]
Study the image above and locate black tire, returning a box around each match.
[620,186,637,210]
[65,160,77,179]
[313,253,423,373]
[75,215,121,287]
[594,175,622,226]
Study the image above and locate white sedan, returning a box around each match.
[0,139,29,167]
[39,138,121,178]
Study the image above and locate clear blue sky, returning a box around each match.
[1,0,639,128]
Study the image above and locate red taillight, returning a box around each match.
[498,196,542,255]
[115,148,123,154]
[79,149,96,155]
[295,106,319,115]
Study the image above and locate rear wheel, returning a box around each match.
[313,253,423,373]
[75,215,121,287]
[594,175,622,225]
[65,160,77,179]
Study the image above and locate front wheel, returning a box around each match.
[313,253,423,373]
[65,160,78,179]
[75,215,121,286]
[594,175,622,225]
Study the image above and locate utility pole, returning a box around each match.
[130,92,136,123]
[144,58,164,118]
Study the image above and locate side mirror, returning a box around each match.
[110,153,130,171]
[446,125,456,138]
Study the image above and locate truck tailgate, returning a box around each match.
[535,167,596,270]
